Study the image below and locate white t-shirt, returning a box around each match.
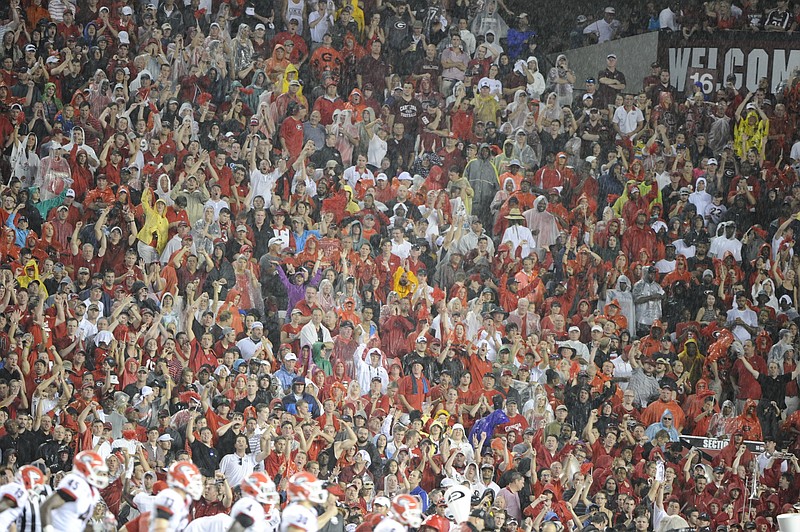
[612,106,644,137]
[343,165,375,189]
[368,134,388,168]
[582,18,621,43]
[308,10,332,43]
[218,453,260,488]
[250,168,279,208]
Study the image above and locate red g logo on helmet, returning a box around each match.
[73,450,109,489]
[167,461,203,501]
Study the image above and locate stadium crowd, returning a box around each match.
[3,0,800,531]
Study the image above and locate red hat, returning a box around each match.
[327,484,345,498]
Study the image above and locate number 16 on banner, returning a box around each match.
[687,67,717,96]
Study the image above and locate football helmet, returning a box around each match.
[391,494,423,528]
[241,471,280,508]
[16,465,46,491]
[167,461,203,501]
[286,471,327,504]
[73,450,110,489]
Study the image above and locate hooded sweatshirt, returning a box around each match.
[645,408,681,442]
[10,134,40,184]
[463,144,499,219]
[523,196,560,254]
[353,345,389,394]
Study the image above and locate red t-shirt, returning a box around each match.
[280,116,305,159]
[398,375,430,412]
[498,413,529,441]
[189,340,217,374]
[731,355,766,400]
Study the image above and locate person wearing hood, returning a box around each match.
[230,23,255,81]
[604,274,635,337]
[622,209,657,258]
[62,127,99,168]
[734,93,769,159]
[17,258,46,295]
[505,89,531,131]
[706,398,737,439]
[10,133,40,186]
[243,68,269,111]
[136,185,170,263]
[511,129,538,171]
[345,219,369,252]
[632,266,666,337]
[689,176,713,219]
[523,195,560,259]
[548,54,576,108]
[493,139,515,174]
[463,144,499,227]
[265,43,290,84]
[736,355,800,440]
[767,328,794,372]
[354,345,389,395]
[709,221,743,264]
[677,338,705,388]
[618,182,655,227]
[644,408,681,442]
[471,0,510,40]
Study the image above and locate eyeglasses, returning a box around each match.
[663,417,673,420]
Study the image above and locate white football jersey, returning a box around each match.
[150,487,192,532]
[183,514,234,532]
[0,481,28,529]
[17,484,53,532]
[279,502,318,532]
[374,517,408,532]
[182,504,279,532]
[231,497,281,532]
[50,473,102,531]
